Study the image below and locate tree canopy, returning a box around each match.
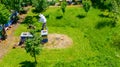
[0,0,21,11]
[82,0,91,14]
[25,33,42,63]
[32,0,48,13]
[61,0,67,14]
[0,4,10,24]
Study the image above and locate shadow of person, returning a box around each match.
[20,61,36,67]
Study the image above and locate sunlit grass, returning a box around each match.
[0,6,120,67]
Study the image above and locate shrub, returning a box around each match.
[83,1,91,14]
[32,0,48,13]
[61,0,67,14]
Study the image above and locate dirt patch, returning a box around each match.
[44,34,73,49]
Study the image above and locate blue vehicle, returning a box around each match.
[0,25,7,40]
[5,11,19,28]
[0,25,3,39]
[0,11,19,40]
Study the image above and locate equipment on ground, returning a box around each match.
[19,32,33,45]
[41,30,48,43]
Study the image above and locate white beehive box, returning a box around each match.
[41,30,48,36]
[20,32,33,37]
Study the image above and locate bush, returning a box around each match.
[95,19,116,29]
[19,7,29,14]
[61,1,67,14]
[25,33,42,63]
[32,0,48,13]
[48,1,56,6]
[83,1,91,13]
[22,16,33,24]
[91,0,112,11]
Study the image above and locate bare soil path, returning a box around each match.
[0,24,19,59]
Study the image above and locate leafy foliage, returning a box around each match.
[61,0,67,14]
[25,33,42,63]
[91,0,120,12]
[22,16,33,24]
[48,0,56,6]
[0,0,32,12]
[83,1,91,14]
[91,0,120,26]
[0,4,10,24]
[111,0,120,23]
[0,0,21,11]
[0,4,10,40]
[91,0,112,10]
[21,0,32,6]
[32,0,48,13]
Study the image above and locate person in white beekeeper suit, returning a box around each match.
[39,14,47,30]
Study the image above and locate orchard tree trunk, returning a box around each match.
[34,55,37,64]
[33,48,37,64]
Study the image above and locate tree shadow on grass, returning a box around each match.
[76,14,85,19]
[56,15,63,19]
[95,20,116,29]
[99,14,109,18]
[45,14,49,19]
[20,61,36,67]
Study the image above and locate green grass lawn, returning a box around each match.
[0,6,120,67]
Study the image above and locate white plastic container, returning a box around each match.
[20,32,33,37]
[41,30,48,36]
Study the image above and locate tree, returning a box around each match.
[21,0,32,6]
[0,4,10,40]
[25,33,42,63]
[90,0,119,26]
[61,0,67,14]
[91,0,112,10]
[0,0,21,11]
[110,0,120,23]
[32,0,48,13]
[82,0,91,15]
